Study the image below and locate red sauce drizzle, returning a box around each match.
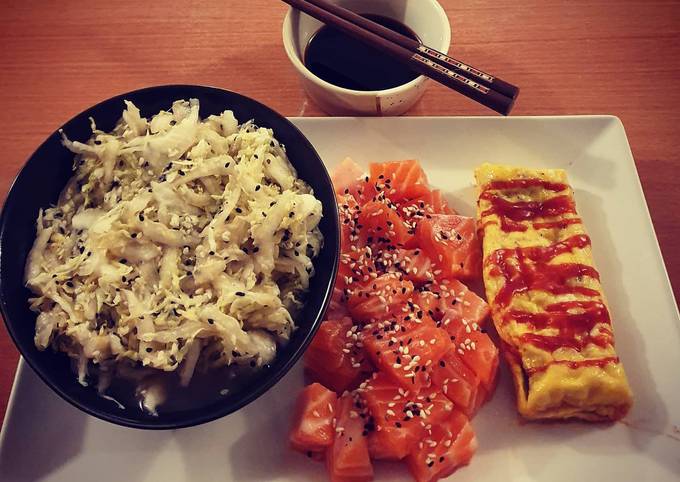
[487,234,599,309]
[526,357,619,376]
[487,234,617,376]
[533,217,582,230]
[506,300,612,351]
[484,178,568,192]
[479,177,575,232]
[480,193,576,232]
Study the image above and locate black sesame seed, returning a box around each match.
[235,291,246,297]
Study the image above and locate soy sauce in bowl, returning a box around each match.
[304,14,420,91]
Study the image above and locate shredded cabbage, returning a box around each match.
[25,99,323,407]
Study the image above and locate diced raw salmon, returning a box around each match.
[405,410,478,482]
[416,214,481,280]
[327,393,374,482]
[305,318,370,393]
[290,383,338,454]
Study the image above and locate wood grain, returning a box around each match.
[0,0,678,427]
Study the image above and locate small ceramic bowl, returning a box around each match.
[282,0,451,116]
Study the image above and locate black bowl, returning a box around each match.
[0,85,339,429]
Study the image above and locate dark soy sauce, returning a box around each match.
[304,14,420,91]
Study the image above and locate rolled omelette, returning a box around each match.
[474,163,632,421]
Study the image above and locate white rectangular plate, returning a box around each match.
[1,117,679,482]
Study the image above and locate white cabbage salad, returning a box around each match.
[24,99,323,412]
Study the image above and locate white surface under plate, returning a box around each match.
[1,116,679,482]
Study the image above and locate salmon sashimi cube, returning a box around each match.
[435,279,490,336]
[290,383,339,454]
[416,214,481,280]
[358,201,412,246]
[332,157,366,201]
[362,321,451,391]
[393,248,434,284]
[338,246,377,293]
[327,393,374,482]
[337,193,362,252]
[327,285,350,319]
[454,330,499,392]
[347,274,414,322]
[412,290,443,321]
[399,189,457,219]
[369,160,430,202]
[430,349,481,417]
[305,319,370,393]
[362,373,454,461]
[406,410,478,482]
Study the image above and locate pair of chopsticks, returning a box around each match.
[283,0,519,115]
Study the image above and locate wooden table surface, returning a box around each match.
[0,0,678,427]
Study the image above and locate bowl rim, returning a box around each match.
[281,0,452,97]
[0,84,340,429]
